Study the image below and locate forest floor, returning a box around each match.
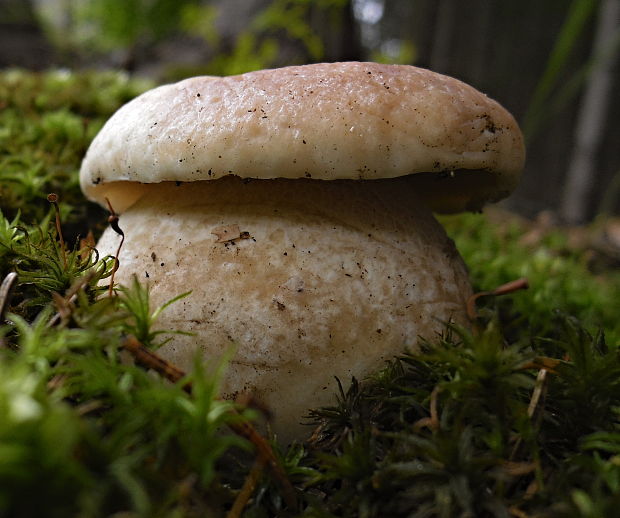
[1,68,620,518]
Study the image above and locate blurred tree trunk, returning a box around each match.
[314,0,361,62]
[429,0,456,73]
[390,0,619,221]
[560,0,620,224]
[0,0,53,68]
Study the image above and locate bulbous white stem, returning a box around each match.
[96,175,472,442]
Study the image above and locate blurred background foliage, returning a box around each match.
[1,0,619,224]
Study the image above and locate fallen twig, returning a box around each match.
[413,385,441,433]
[226,457,267,518]
[47,270,97,328]
[520,356,561,374]
[122,335,187,386]
[121,335,297,510]
[467,277,529,320]
[510,367,549,467]
[0,272,18,323]
[527,368,548,419]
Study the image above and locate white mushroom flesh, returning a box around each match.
[95,175,472,441]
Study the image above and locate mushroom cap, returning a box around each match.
[80,62,525,213]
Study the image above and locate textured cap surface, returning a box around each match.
[80,61,525,212]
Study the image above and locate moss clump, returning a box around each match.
[0,69,152,227]
[440,211,620,345]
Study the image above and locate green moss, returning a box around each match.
[440,211,620,345]
[0,69,153,225]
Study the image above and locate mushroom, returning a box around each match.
[80,62,524,441]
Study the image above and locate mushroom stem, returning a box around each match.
[95,176,473,442]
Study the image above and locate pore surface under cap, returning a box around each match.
[80,62,525,213]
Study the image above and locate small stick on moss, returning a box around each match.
[47,373,68,391]
[0,272,18,351]
[47,271,97,328]
[508,505,532,518]
[228,417,298,511]
[520,356,560,374]
[413,385,441,432]
[429,385,440,430]
[510,368,549,463]
[235,391,273,422]
[122,335,297,510]
[47,193,67,269]
[226,457,267,518]
[105,197,125,297]
[527,368,548,419]
[122,335,188,386]
[75,399,104,416]
[0,272,18,324]
[466,277,529,320]
[51,292,72,326]
[79,230,96,262]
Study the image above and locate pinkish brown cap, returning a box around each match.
[80,62,524,213]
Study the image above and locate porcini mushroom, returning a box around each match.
[80,62,524,441]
